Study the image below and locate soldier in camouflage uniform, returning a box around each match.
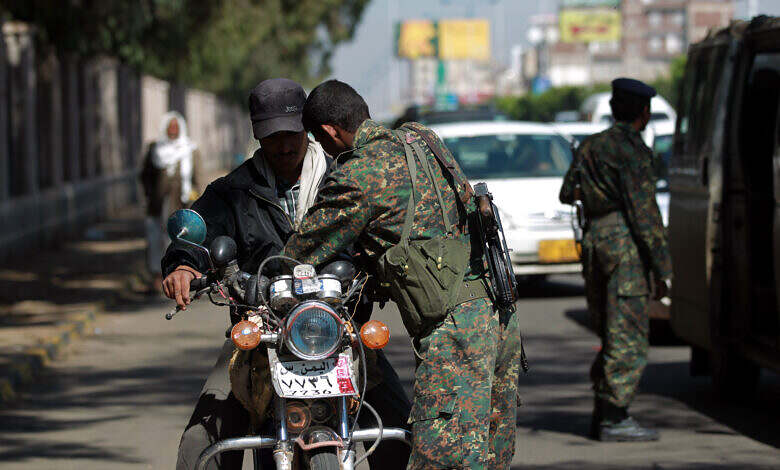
[284,80,523,469]
[560,78,672,442]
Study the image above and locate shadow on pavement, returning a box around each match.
[529,310,780,449]
[642,360,780,450]
[0,343,216,464]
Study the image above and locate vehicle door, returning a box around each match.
[668,43,732,349]
[775,78,780,333]
[738,38,780,345]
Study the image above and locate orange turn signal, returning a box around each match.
[360,320,389,349]
[231,320,261,350]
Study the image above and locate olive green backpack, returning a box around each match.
[376,130,474,337]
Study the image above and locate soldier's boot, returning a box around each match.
[592,399,660,442]
[589,397,602,439]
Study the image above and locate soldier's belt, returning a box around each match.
[454,278,491,307]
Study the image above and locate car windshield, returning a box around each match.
[442,133,573,179]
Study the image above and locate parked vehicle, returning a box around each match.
[553,110,581,123]
[666,16,780,398]
[431,121,579,279]
[165,209,409,470]
[579,92,677,126]
[551,121,608,147]
[392,104,508,128]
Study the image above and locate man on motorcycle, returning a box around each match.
[162,78,411,470]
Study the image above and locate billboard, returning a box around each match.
[438,19,491,61]
[396,19,491,61]
[396,20,437,59]
[560,8,622,43]
[560,0,620,7]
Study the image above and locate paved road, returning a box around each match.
[1,276,778,469]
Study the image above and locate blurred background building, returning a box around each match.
[328,0,778,118]
[522,0,736,89]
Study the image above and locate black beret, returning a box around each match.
[611,78,657,99]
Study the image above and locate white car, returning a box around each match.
[551,121,608,147]
[580,92,677,125]
[431,121,581,278]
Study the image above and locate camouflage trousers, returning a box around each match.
[407,298,523,470]
[582,224,650,408]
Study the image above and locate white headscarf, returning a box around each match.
[295,136,329,228]
[152,111,198,203]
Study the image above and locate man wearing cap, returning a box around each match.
[560,78,672,442]
[163,78,411,469]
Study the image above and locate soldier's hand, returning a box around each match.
[163,265,202,309]
[653,278,669,301]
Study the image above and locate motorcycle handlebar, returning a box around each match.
[190,276,209,292]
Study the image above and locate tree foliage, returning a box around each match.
[496,84,611,122]
[497,55,688,122]
[1,0,369,102]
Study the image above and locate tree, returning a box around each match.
[496,55,688,123]
[496,84,610,122]
[0,0,369,102]
[650,55,687,109]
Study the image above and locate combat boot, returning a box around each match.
[599,416,660,442]
[592,399,660,442]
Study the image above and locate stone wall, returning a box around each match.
[0,21,252,260]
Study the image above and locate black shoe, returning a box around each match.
[598,416,660,442]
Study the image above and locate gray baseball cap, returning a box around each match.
[248,78,306,140]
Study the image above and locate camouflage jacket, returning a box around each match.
[284,119,478,275]
[559,122,672,280]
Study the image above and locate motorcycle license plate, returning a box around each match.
[270,351,357,399]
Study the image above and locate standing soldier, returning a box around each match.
[560,78,672,442]
[285,80,524,469]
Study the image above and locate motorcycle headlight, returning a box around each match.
[284,301,344,360]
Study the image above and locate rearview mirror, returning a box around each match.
[166,209,214,270]
[167,209,207,246]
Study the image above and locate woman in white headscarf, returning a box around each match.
[140,111,202,292]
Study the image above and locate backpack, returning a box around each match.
[376,129,486,338]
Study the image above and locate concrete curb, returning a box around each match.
[0,309,97,407]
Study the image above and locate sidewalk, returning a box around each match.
[0,204,165,405]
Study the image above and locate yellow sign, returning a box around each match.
[397,20,436,59]
[559,9,621,43]
[438,19,491,61]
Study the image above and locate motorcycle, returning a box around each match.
[165,209,411,470]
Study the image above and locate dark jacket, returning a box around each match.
[162,154,331,276]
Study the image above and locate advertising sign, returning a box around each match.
[396,20,436,59]
[438,19,491,61]
[396,19,491,61]
[560,8,621,43]
[560,0,620,7]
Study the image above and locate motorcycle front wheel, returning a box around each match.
[307,449,340,470]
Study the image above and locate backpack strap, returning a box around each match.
[394,130,418,247]
[409,140,453,235]
[416,130,474,204]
